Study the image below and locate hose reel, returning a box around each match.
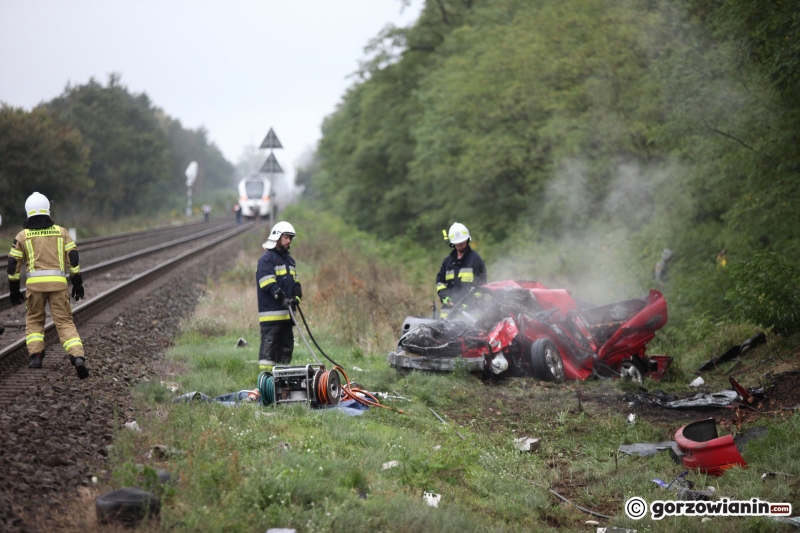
[259,364,341,408]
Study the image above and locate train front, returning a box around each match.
[238,176,271,219]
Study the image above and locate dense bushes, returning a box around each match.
[727,251,800,336]
[307,0,800,326]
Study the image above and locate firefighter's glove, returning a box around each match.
[273,289,286,302]
[441,296,453,307]
[71,274,85,301]
[282,297,298,309]
[9,280,23,306]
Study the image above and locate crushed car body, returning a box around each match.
[387,280,672,382]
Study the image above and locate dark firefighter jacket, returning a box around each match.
[8,216,81,293]
[256,248,302,324]
[436,245,487,307]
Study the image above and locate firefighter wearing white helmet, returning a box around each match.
[262,220,296,250]
[436,222,487,318]
[8,192,89,378]
[256,221,302,370]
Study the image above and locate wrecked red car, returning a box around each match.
[387,280,672,383]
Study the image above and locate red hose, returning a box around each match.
[318,366,403,413]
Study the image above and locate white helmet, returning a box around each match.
[262,221,296,249]
[448,222,470,245]
[25,192,50,218]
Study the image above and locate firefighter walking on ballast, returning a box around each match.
[7,192,89,379]
[256,221,302,371]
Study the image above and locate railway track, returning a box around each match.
[0,222,253,404]
[0,218,259,530]
[0,218,231,294]
[0,220,237,313]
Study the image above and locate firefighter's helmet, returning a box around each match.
[263,221,296,249]
[25,192,50,218]
[448,222,470,245]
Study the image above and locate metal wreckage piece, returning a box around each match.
[622,376,767,410]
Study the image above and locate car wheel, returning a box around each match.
[530,338,565,383]
[619,358,646,385]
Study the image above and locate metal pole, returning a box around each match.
[269,170,275,223]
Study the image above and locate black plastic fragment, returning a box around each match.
[698,332,766,372]
[95,487,160,527]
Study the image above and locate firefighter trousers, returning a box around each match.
[258,322,294,366]
[25,289,84,358]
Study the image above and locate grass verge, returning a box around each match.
[95,204,799,532]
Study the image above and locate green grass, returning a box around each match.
[103,207,799,532]
[113,323,800,532]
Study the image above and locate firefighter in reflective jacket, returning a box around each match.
[436,223,487,318]
[7,192,89,379]
[256,221,302,370]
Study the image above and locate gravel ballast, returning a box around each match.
[0,236,243,532]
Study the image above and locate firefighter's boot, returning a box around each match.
[29,353,44,369]
[71,356,89,379]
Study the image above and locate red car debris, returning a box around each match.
[674,418,747,476]
[388,280,672,383]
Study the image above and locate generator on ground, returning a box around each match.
[258,364,341,408]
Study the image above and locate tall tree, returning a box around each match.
[0,104,90,225]
[47,75,172,217]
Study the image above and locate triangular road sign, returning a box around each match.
[260,152,283,174]
[259,128,283,149]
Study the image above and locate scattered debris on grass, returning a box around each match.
[423,491,441,508]
[160,381,180,392]
[675,418,747,475]
[697,332,766,372]
[382,460,399,470]
[618,441,680,458]
[689,376,704,388]
[429,407,466,440]
[147,444,186,460]
[235,337,248,347]
[761,471,794,481]
[95,487,160,527]
[513,437,541,453]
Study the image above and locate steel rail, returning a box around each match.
[0,223,253,365]
[0,218,227,270]
[0,222,238,312]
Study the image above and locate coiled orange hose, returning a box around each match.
[317,366,403,413]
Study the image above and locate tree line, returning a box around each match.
[302,0,800,326]
[0,74,234,226]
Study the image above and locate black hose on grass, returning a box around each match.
[294,304,342,368]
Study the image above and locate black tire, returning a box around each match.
[619,358,646,385]
[530,338,565,383]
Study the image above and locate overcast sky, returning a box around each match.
[0,0,423,182]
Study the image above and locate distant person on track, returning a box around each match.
[256,221,302,371]
[202,204,212,222]
[233,203,242,225]
[436,222,487,318]
[7,192,89,379]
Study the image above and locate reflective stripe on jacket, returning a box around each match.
[256,248,302,324]
[8,225,79,292]
[436,245,487,306]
